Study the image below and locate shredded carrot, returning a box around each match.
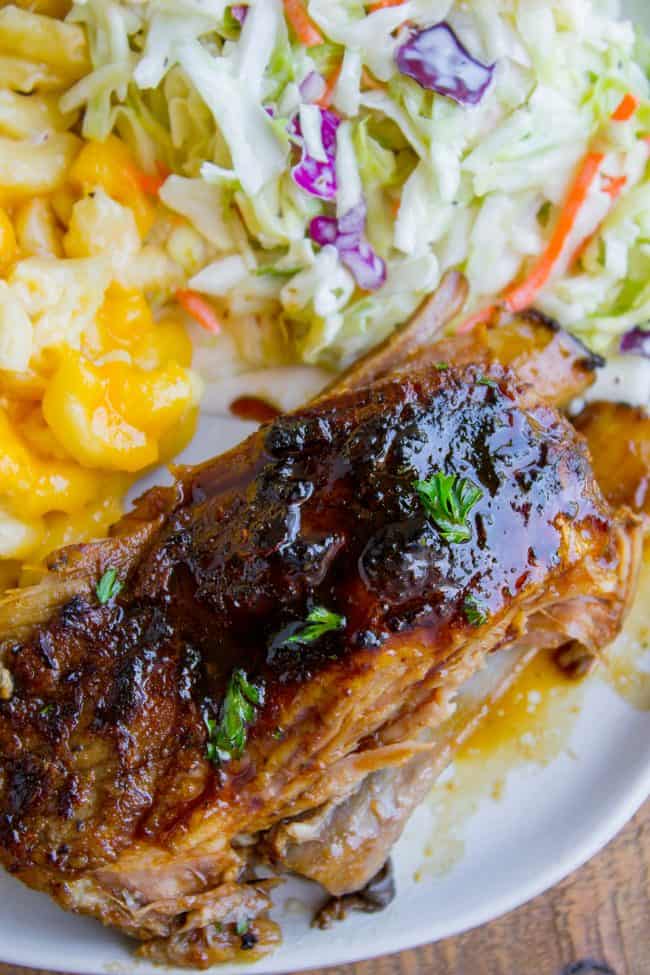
[135,162,171,197]
[176,290,221,334]
[361,67,386,93]
[457,101,640,332]
[368,0,407,10]
[390,196,401,218]
[611,93,639,122]
[457,305,498,335]
[316,63,342,109]
[283,0,324,47]
[601,173,627,200]
[502,152,604,314]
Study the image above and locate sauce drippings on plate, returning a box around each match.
[229,396,280,423]
[417,649,584,879]
[416,549,650,880]
[600,549,650,711]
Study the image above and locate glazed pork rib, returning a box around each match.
[264,315,649,906]
[574,401,650,516]
[0,292,644,968]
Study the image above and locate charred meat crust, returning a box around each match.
[517,309,606,372]
[574,401,650,516]
[313,860,396,929]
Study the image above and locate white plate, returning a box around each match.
[3,3,650,970]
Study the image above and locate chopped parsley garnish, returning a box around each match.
[435,361,449,371]
[236,919,250,936]
[205,669,265,766]
[414,472,483,544]
[40,704,54,718]
[463,595,488,627]
[283,606,346,647]
[96,568,123,605]
[477,376,498,388]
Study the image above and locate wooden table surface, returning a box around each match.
[1,800,647,975]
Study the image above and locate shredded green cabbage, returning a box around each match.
[66,0,650,368]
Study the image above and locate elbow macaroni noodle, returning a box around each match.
[0,2,203,589]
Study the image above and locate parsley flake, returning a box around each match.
[414,472,483,544]
[205,669,265,766]
[435,361,450,371]
[236,919,250,937]
[477,376,498,388]
[96,568,123,605]
[284,606,346,647]
[40,704,54,718]
[463,595,488,627]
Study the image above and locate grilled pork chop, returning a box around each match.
[0,279,645,967]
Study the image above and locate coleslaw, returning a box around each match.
[64,0,650,376]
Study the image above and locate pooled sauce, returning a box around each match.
[599,550,650,710]
[417,649,583,879]
[229,396,280,423]
[459,648,580,760]
[416,551,650,880]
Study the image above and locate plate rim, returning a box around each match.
[2,759,648,975]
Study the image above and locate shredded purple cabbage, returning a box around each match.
[338,203,366,238]
[620,326,650,358]
[310,216,339,246]
[229,5,248,24]
[396,22,495,106]
[310,201,387,292]
[339,237,387,292]
[289,109,340,202]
